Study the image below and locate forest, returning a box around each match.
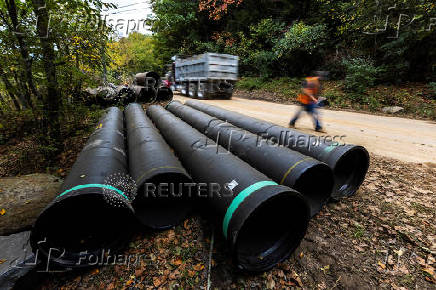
[152,0,435,80]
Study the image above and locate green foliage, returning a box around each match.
[60,103,104,138]
[0,109,36,143]
[107,32,163,83]
[236,77,301,97]
[274,22,328,57]
[236,77,267,91]
[249,19,286,49]
[0,0,113,115]
[148,0,207,64]
[245,51,277,78]
[317,0,436,81]
[0,103,103,146]
[429,82,436,96]
[342,58,383,95]
[221,20,327,77]
[379,32,415,83]
[237,19,286,76]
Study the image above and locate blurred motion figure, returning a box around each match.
[289,72,328,132]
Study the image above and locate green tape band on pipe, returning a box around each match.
[325,144,336,153]
[57,184,128,200]
[222,181,278,239]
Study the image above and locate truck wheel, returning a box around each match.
[189,83,198,98]
[184,82,189,97]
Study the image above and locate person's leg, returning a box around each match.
[289,105,304,126]
[306,104,323,131]
[312,107,323,131]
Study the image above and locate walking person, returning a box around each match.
[289,74,326,133]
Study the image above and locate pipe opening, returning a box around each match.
[294,164,333,216]
[31,193,133,266]
[157,88,173,102]
[134,173,192,230]
[234,192,308,272]
[333,147,370,198]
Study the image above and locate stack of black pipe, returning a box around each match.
[30,99,370,274]
[133,72,160,103]
[184,100,370,201]
[147,105,310,272]
[83,71,174,106]
[152,101,368,271]
[166,101,333,216]
[133,72,174,103]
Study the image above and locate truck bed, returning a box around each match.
[175,53,239,81]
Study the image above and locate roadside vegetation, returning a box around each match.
[0,1,157,175]
[236,77,436,120]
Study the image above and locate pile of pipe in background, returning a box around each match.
[29,101,369,274]
[83,72,173,106]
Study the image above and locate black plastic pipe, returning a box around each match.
[147,105,310,272]
[30,108,136,268]
[130,85,156,103]
[115,85,129,96]
[186,100,370,200]
[134,72,161,90]
[167,101,333,216]
[156,87,174,102]
[125,103,192,229]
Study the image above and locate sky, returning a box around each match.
[103,0,153,37]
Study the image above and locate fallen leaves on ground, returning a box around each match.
[90,269,99,275]
[193,263,205,271]
[172,258,183,266]
[152,277,163,287]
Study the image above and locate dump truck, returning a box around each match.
[170,53,239,99]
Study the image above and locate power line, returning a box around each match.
[107,8,149,15]
[104,1,148,11]
[117,2,146,9]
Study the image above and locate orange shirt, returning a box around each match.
[297,77,320,105]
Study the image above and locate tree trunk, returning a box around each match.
[0,68,23,111]
[31,0,61,152]
[5,0,40,106]
[0,93,6,114]
[12,70,31,109]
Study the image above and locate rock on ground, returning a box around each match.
[0,231,33,275]
[0,174,62,236]
[382,106,404,114]
[0,231,38,290]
